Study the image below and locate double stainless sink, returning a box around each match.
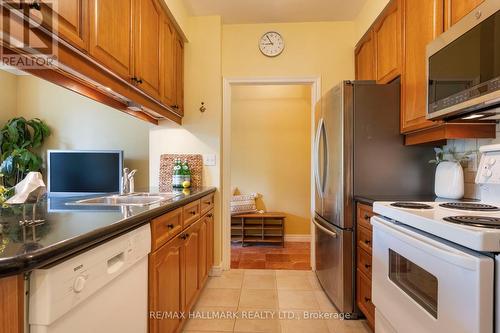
[69,192,180,207]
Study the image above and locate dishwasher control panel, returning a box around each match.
[29,224,151,326]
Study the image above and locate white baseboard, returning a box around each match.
[284,234,311,242]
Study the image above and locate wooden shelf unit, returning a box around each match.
[231,212,285,247]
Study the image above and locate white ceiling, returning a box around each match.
[183,0,367,24]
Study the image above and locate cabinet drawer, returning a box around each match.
[357,247,372,279]
[357,203,374,231]
[357,225,373,254]
[357,268,375,327]
[151,208,183,251]
[200,193,214,216]
[183,200,201,227]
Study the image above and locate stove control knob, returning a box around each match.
[73,275,86,293]
[484,169,493,178]
[488,158,496,166]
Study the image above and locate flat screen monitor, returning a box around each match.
[47,150,123,195]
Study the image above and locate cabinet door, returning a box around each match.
[355,30,376,80]
[198,217,208,286]
[183,224,199,311]
[161,17,175,108]
[173,33,184,114]
[206,211,214,271]
[28,0,88,50]
[89,0,133,80]
[149,236,184,333]
[401,0,443,133]
[373,0,402,83]
[134,0,162,99]
[445,0,485,29]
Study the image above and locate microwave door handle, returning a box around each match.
[372,216,480,270]
[313,218,337,238]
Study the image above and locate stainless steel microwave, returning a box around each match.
[426,1,500,120]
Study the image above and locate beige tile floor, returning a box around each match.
[183,269,372,333]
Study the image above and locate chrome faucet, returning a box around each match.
[121,168,138,195]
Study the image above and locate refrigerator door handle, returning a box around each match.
[313,217,337,238]
[314,118,325,198]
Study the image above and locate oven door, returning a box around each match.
[372,216,493,333]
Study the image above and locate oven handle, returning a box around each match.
[372,216,482,270]
[313,218,337,238]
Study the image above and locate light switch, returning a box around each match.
[203,154,216,166]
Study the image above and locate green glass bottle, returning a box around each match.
[182,159,191,187]
[172,159,182,188]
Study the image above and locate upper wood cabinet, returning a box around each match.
[26,0,89,50]
[444,0,485,29]
[174,33,184,114]
[161,17,176,108]
[373,0,402,83]
[89,0,133,80]
[133,0,162,100]
[401,0,444,133]
[355,31,376,80]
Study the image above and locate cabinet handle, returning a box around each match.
[189,210,196,215]
[364,264,371,269]
[364,213,370,220]
[131,77,143,84]
[179,234,186,240]
[204,201,212,205]
[171,104,179,109]
[364,296,371,302]
[166,223,174,229]
[207,213,213,218]
[364,239,371,245]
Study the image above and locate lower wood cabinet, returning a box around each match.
[149,204,214,333]
[356,203,375,331]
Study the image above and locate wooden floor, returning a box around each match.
[231,242,311,270]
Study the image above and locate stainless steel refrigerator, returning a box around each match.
[313,80,435,316]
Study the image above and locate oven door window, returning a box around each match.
[389,249,438,318]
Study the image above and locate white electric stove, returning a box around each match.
[371,144,500,333]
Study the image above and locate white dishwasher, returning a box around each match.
[29,224,151,333]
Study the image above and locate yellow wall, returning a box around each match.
[222,21,356,93]
[231,85,311,235]
[7,74,152,188]
[149,15,223,262]
[353,0,390,41]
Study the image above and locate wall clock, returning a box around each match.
[259,31,284,57]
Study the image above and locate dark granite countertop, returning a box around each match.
[0,187,216,278]
[354,194,477,206]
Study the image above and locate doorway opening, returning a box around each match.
[222,77,320,271]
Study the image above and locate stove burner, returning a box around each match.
[390,202,433,209]
[439,202,500,211]
[444,216,500,229]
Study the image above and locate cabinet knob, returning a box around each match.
[171,105,179,109]
[364,213,370,220]
[28,1,41,10]
[364,264,371,269]
[131,77,143,84]
[190,210,196,215]
[166,223,174,229]
[364,239,371,245]
[207,213,213,218]
[364,296,371,303]
[204,201,212,205]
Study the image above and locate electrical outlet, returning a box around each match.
[203,154,216,166]
[468,152,478,171]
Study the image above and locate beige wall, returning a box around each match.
[4,74,152,188]
[222,21,356,93]
[353,0,390,42]
[0,70,18,124]
[231,85,311,235]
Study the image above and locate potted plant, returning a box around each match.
[0,117,50,188]
[429,147,473,199]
